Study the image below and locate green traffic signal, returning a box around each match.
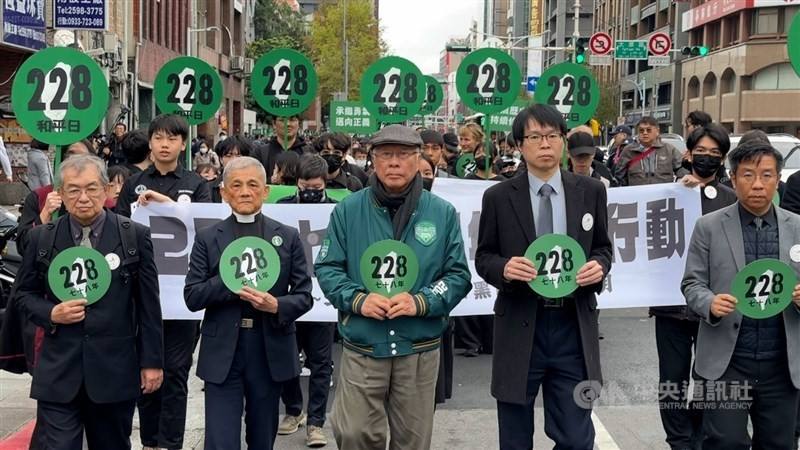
[576,53,586,64]
[682,45,709,57]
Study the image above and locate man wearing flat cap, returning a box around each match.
[315,124,472,449]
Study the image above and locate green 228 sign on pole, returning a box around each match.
[534,62,600,129]
[455,48,521,115]
[154,57,223,125]
[251,48,319,117]
[419,75,444,116]
[361,56,425,123]
[12,47,109,145]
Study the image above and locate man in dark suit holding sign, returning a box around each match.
[476,104,612,449]
[682,142,800,449]
[184,156,313,450]
[15,154,164,449]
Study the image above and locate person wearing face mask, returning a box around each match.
[192,140,220,170]
[318,132,363,192]
[465,142,502,181]
[351,145,370,173]
[495,156,519,179]
[655,123,736,450]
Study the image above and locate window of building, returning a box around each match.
[752,63,800,90]
[703,73,717,97]
[720,68,736,94]
[708,22,720,49]
[752,8,778,35]
[657,83,671,105]
[782,6,800,33]
[688,76,700,99]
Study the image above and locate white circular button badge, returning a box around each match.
[582,213,594,232]
[704,185,718,200]
[105,253,121,270]
[177,194,192,203]
[790,245,800,263]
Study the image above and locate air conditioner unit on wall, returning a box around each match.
[231,56,244,72]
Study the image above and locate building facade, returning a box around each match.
[612,0,689,132]
[542,0,593,68]
[680,1,800,135]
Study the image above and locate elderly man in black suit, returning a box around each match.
[15,154,164,450]
[476,104,612,450]
[184,156,313,449]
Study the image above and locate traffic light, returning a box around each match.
[682,45,709,57]
[575,38,588,64]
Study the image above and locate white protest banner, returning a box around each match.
[132,180,702,320]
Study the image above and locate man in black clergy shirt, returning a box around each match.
[184,156,313,449]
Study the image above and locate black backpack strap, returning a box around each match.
[116,216,139,267]
[35,221,60,269]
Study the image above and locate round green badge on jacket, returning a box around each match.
[524,234,587,298]
[359,240,419,297]
[732,258,797,319]
[48,247,112,304]
[220,237,281,293]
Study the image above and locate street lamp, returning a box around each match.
[619,78,646,123]
[186,25,235,60]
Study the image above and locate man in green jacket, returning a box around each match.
[315,124,472,450]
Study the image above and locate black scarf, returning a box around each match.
[369,173,423,240]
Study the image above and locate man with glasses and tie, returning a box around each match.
[476,104,612,449]
[315,125,471,449]
[15,154,163,449]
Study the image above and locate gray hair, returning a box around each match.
[58,154,108,185]
[222,156,266,185]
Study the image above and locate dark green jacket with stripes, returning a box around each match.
[314,186,472,358]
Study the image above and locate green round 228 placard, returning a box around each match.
[524,234,587,298]
[533,63,600,129]
[360,56,425,123]
[731,258,797,319]
[154,57,223,125]
[251,48,319,117]
[11,47,109,145]
[359,240,420,297]
[219,237,282,293]
[47,247,112,304]
[455,48,521,115]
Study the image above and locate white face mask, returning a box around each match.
[199,146,208,154]
[353,159,367,169]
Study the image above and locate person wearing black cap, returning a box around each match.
[606,125,633,179]
[567,132,617,188]
[420,129,451,178]
[315,124,471,449]
[442,132,460,175]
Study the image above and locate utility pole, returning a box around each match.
[343,0,349,100]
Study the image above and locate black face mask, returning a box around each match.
[299,188,325,203]
[691,154,722,179]
[322,154,343,173]
[422,177,434,191]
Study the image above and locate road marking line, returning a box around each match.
[0,419,35,450]
[592,411,621,450]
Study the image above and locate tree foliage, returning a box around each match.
[253,0,307,44]
[308,0,385,104]
[595,79,620,127]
